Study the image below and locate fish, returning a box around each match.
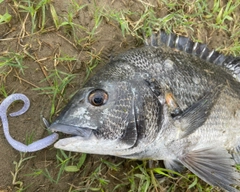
[49,30,240,191]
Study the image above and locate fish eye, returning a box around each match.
[88,89,108,106]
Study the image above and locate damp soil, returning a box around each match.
[0,0,239,192]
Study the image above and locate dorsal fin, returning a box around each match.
[145,30,240,82]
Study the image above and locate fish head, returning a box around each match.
[50,66,165,157]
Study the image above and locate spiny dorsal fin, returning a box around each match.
[179,147,240,192]
[145,30,240,82]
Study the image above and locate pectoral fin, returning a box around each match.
[163,159,185,173]
[174,88,220,138]
[179,147,240,192]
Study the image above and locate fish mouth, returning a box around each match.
[49,122,93,138]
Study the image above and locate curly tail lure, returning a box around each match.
[0,93,58,152]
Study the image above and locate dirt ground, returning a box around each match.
[0,0,239,192]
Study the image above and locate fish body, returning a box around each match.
[50,31,240,191]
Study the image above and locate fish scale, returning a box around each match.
[50,31,240,191]
[121,46,220,109]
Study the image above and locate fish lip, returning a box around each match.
[49,122,93,138]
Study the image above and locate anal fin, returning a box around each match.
[179,147,240,192]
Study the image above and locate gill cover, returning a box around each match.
[50,77,164,156]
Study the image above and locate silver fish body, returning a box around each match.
[50,31,240,191]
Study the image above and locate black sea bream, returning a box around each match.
[50,31,240,191]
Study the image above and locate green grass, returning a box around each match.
[0,83,8,97]
[11,153,35,191]
[13,0,51,33]
[0,0,11,24]
[33,68,76,119]
[57,4,87,44]
[0,52,26,74]
[40,150,86,184]
[101,0,240,54]
[1,0,240,191]
[0,52,26,98]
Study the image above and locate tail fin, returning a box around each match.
[145,30,240,82]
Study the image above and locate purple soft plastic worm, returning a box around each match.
[0,93,58,152]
